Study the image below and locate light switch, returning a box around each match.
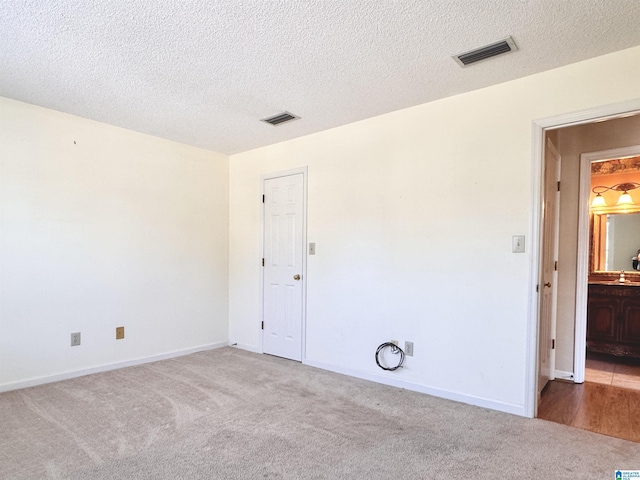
[309,243,316,255]
[512,235,525,253]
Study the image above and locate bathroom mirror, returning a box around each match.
[591,209,640,274]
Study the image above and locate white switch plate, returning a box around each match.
[309,243,316,255]
[512,235,525,253]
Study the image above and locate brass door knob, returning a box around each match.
[293,274,301,281]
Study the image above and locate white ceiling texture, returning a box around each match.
[2,1,640,155]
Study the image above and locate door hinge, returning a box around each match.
[557,181,560,191]
[536,284,539,293]
[262,258,264,266]
[552,339,555,350]
[262,194,265,203]
[554,260,558,271]
[261,321,264,330]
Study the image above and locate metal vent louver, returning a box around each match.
[261,112,300,126]
[454,36,518,67]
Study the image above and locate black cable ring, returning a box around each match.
[375,342,405,371]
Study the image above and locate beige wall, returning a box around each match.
[0,97,230,389]
[554,115,640,373]
[229,45,640,416]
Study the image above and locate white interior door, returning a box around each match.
[262,173,305,361]
[538,137,561,395]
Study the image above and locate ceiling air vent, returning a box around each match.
[261,112,300,126]
[453,36,518,67]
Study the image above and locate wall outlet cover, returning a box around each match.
[116,326,125,340]
[70,332,81,347]
[405,341,414,357]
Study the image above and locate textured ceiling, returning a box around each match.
[2,1,640,155]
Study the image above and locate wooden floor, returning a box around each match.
[538,379,640,443]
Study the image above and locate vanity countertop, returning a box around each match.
[589,281,640,287]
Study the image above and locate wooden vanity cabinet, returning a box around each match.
[587,283,640,358]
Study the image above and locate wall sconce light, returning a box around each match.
[591,182,640,207]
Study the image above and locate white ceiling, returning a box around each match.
[2,1,640,155]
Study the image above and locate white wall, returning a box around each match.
[229,45,640,415]
[0,97,229,389]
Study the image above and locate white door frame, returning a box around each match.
[576,145,640,382]
[259,166,308,361]
[526,98,640,418]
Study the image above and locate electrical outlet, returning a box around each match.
[70,332,81,347]
[115,326,125,340]
[405,341,414,357]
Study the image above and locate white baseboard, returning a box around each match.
[0,342,228,393]
[230,343,262,354]
[554,370,575,381]
[303,358,526,417]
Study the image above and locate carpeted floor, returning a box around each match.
[1,347,638,479]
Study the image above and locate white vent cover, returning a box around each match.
[453,36,518,67]
[261,112,300,126]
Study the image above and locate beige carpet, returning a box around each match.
[1,347,638,479]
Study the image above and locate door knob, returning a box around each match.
[544,282,552,287]
[293,274,301,281]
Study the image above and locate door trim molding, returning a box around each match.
[576,145,640,383]
[527,98,640,418]
[259,166,308,361]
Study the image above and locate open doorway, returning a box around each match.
[536,112,640,442]
[580,144,640,392]
[552,117,640,383]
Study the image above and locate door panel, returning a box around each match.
[538,138,561,396]
[263,174,304,361]
[587,298,618,342]
[622,299,640,345]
